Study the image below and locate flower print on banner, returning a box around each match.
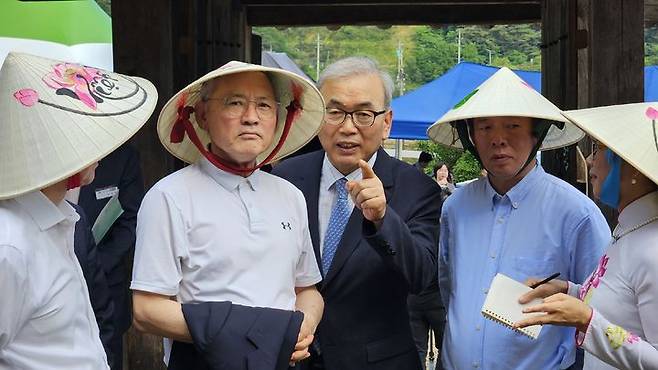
[605,326,640,350]
[578,254,609,304]
[42,63,102,109]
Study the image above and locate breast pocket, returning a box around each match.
[511,256,559,282]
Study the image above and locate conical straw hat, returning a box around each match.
[427,67,584,150]
[562,102,658,185]
[0,52,157,200]
[157,61,325,165]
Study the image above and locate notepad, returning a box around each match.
[481,273,544,339]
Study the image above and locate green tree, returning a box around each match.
[452,151,482,183]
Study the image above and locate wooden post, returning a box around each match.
[540,0,579,187]
[111,0,249,369]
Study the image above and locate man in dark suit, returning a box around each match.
[272,57,441,370]
[78,143,144,370]
[71,202,116,367]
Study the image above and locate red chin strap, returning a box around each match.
[66,173,81,190]
[170,84,304,176]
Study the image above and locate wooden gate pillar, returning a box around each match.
[111,1,250,369]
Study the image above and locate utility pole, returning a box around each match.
[316,32,320,81]
[395,40,405,159]
[486,49,492,64]
[396,40,405,96]
[457,28,462,63]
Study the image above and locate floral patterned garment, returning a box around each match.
[568,191,658,370]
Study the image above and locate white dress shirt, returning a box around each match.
[318,152,377,256]
[0,191,109,370]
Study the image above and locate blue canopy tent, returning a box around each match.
[391,62,658,140]
[390,62,540,140]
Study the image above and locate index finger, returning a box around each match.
[359,159,376,179]
[518,287,545,304]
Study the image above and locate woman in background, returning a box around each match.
[433,162,454,202]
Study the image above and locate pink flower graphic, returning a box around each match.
[591,254,609,289]
[13,89,39,107]
[579,254,609,300]
[627,333,640,344]
[520,80,535,90]
[645,107,658,120]
[42,63,100,109]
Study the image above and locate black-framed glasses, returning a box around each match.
[324,107,387,127]
[204,95,280,120]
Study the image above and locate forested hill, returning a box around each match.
[254,25,542,94]
[256,24,658,96]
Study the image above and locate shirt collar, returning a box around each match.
[199,157,260,192]
[617,190,658,230]
[321,151,378,191]
[14,190,79,231]
[484,164,544,209]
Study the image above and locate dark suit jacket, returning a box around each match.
[78,143,144,332]
[168,302,303,370]
[71,202,115,366]
[272,148,441,370]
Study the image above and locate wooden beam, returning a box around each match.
[246,3,540,26]
[241,0,539,5]
[645,0,658,26]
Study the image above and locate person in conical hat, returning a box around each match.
[516,102,658,370]
[429,67,611,370]
[0,52,157,369]
[130,61,326,365]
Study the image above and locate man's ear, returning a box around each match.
[381,109,393,140]
[194,100,208,131]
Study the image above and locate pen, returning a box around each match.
[529,272,560,289]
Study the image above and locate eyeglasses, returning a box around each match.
[324,107,387,127]
[204,95,280,120]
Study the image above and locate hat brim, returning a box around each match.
[426,67,584,150]
[157,63,325,165]
[562,102,658,185]
[0,52,158,200]
[427,115,584,151]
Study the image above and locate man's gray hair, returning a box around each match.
[318,57,394,108]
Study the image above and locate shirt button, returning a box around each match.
[483,288,488,294]
[472,361,480,368]
[497,217,504,223]
[513,202,519,208]
[475,325,481,331]
[490,253,496,259]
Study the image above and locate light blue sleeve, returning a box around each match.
[569,211,611,284]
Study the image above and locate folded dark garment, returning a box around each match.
[168,301,303,370]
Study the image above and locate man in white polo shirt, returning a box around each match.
[131,61,326,364]
[0,52,157,369]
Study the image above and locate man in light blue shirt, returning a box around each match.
[426,67,610,370]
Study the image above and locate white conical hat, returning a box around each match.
[562,102,658,185]
[157,61,325,165]
[0,52,157,200]
[427,67,584,150]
